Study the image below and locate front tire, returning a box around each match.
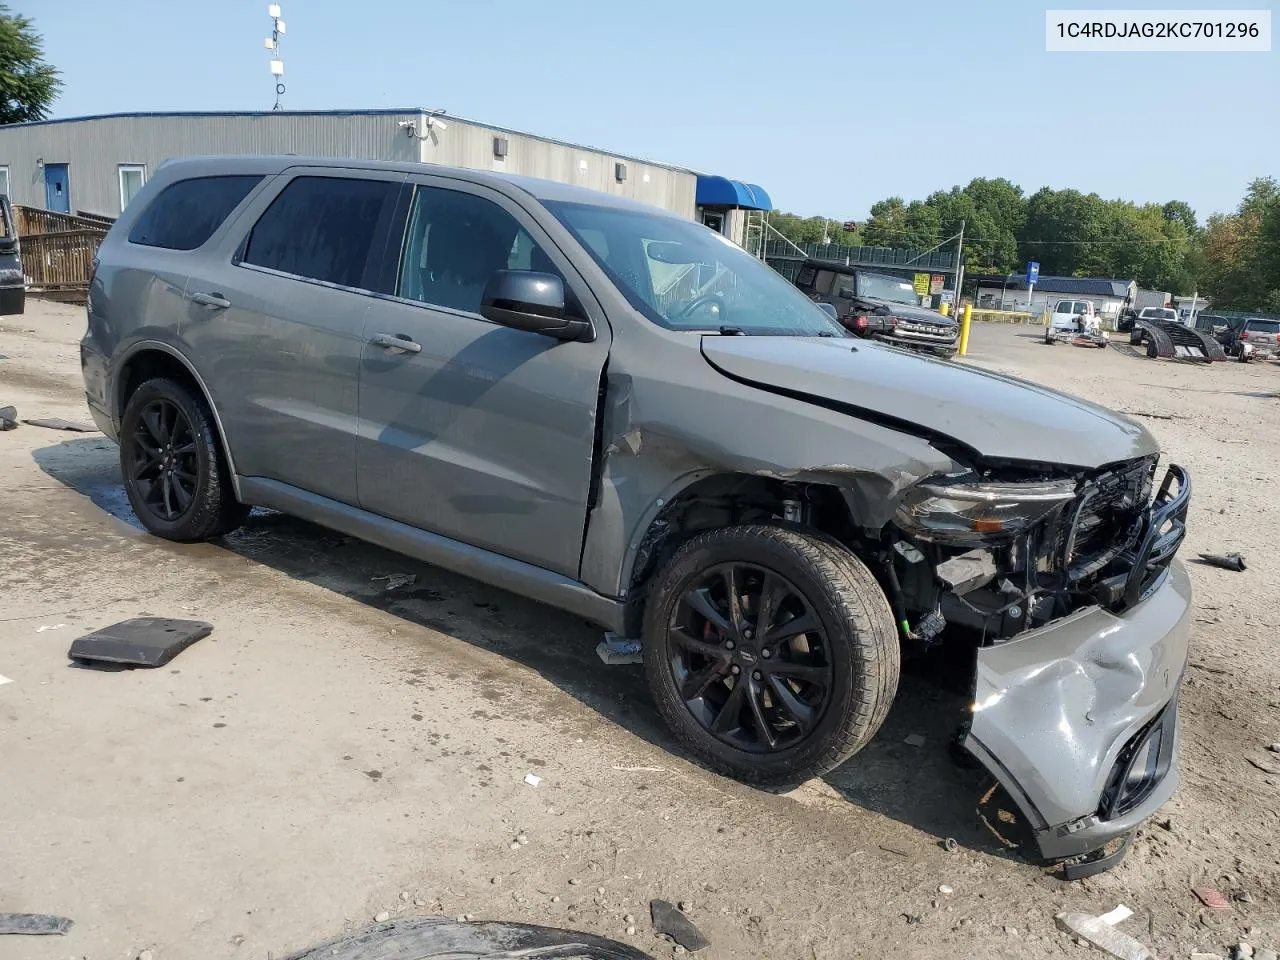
[642,525,900,785]
[120,377,248,542]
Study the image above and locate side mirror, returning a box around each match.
[0,236,17,254]
[480,270,590,342]
[836,286,855,300]
[816,302,838,320]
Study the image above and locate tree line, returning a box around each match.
[769,176,1280,313]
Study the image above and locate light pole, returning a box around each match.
[266,5,287,110]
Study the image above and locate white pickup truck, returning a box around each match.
[1045,298,1108,347]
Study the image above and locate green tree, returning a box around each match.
[0,4,60,123]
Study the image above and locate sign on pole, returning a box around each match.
[1026,261,1040,285]
[913,273,930,296]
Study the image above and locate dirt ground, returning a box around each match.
[2,301,1278,960]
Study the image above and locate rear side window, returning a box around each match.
[1247,320,1280,334]
[242,176,397,289]
[128,175,263,250]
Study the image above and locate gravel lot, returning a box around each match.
[2,301,1278,960]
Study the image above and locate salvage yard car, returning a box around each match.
[1222,317,1280,361]
[82,156,1192,875]
[790,261,959,358]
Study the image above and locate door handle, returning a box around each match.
[370,332,422,354]
[190,292,231,309]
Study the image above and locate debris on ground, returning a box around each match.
[523,773,542,788]
[68,618,214,669]
[1246,757,1280,776]
[1196,552,1247,572]
[903,733,926,747]
[284,916,660,960]
[1054,911,1154,960]
[1268,743,1280,754]
[0,673,11,687]
[650,899,708,952]
[1253,947,1278,960]
[1098,905,1134,926]
[0,404,16,430]
[1192,887,1232,911]
[1233,945,1254,960]
[937,884,954,895]
[374,911,390,923]
[20,417,97,432]
[371,573,416,591]
[596,633,643,665]
[0,913,74,935]
[36,623,67,633]
[941,837,959,852]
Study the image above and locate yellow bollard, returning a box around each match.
[939,302,950,317]
[959,304,972,356]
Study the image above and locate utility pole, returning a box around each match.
[954,219,965,313]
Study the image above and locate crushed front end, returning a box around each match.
[885,457,1192,872]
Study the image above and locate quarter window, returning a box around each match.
[396,186,558,314]
[243,176,398,289]
[128,175,263,250]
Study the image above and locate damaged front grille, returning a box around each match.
[923,458,1189,641]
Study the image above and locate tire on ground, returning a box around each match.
[119,377,248,542]
[642,524,900,786]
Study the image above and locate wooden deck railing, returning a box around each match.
[14,206,109,302]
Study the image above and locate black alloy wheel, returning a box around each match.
[669,562,832,753]
[127,396,200,523]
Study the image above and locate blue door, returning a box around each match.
[44,164,70,212]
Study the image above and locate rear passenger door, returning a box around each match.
[355,176,610,577]
[180,168,404,506]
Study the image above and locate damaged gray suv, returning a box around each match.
[81,156,1191,874]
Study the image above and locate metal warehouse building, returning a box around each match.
[0,108,773,245]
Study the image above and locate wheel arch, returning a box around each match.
[617,471,870,638]
[113,342,243,500]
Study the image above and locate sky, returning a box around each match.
[17,0,1279,220]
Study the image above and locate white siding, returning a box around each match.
[0,110,698,219]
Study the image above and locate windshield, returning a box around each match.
[1246,319,1280,334]
[545,202,846,337]
[856,272,919,306]
[1143,308,1177,320]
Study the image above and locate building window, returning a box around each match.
[119,164,147,211]
[0,166,9,198]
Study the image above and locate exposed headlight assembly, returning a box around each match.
[894,478,1077,545]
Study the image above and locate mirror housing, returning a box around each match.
[0,236,17,254]
[816,302,838,320]
[480,270,591,341]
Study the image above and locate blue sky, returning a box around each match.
[19,0,1278,220]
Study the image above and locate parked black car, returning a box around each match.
[791,261,958,358]
[0,194,27,318]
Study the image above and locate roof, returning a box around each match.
[971,274,1134,298]
[151,154,683,217]
[694,175,773,211]
[0,107,697,176]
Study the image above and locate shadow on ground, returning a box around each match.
[33,436,1036,867]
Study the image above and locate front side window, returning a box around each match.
[118,164,146,211]
[396,186,558,314]
[128,175,263,250]
[547,201,845,337]
[243,176,397,288]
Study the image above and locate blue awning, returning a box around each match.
[695,175,773,211]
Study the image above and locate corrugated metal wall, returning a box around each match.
[0,111,698,220]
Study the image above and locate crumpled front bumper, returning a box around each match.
[963,558,1192,862]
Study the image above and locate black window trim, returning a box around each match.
[230,171,406,297]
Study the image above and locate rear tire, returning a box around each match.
[642,524,900,786]
[120,377,248,542]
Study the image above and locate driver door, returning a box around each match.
[355,176,610,577]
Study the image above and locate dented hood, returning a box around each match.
[700,336,1158,469]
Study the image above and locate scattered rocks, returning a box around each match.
[678,901,691,912]
[373,912,390,923]
[414,899,426,907]
[1233,945,1255,960]
[1268,743,1280,754]
[626,926,636,935]
[1233,890,1254,903]
[1254,948,1278,960]
[938,884,954,895]
[138,951,154,960]
[491,876,501,885]
[675,947,687,956]
[1192,887,1232,911]
[568,878,580,886]
[624,914,635,924]
[597,887,606,896]
[1005,926,1019,937]
[399,891,410,901]
[551,896,560,903]
[903,914,922,925]
[651,899,709,952]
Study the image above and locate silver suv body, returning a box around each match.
[82,156,1192,875]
